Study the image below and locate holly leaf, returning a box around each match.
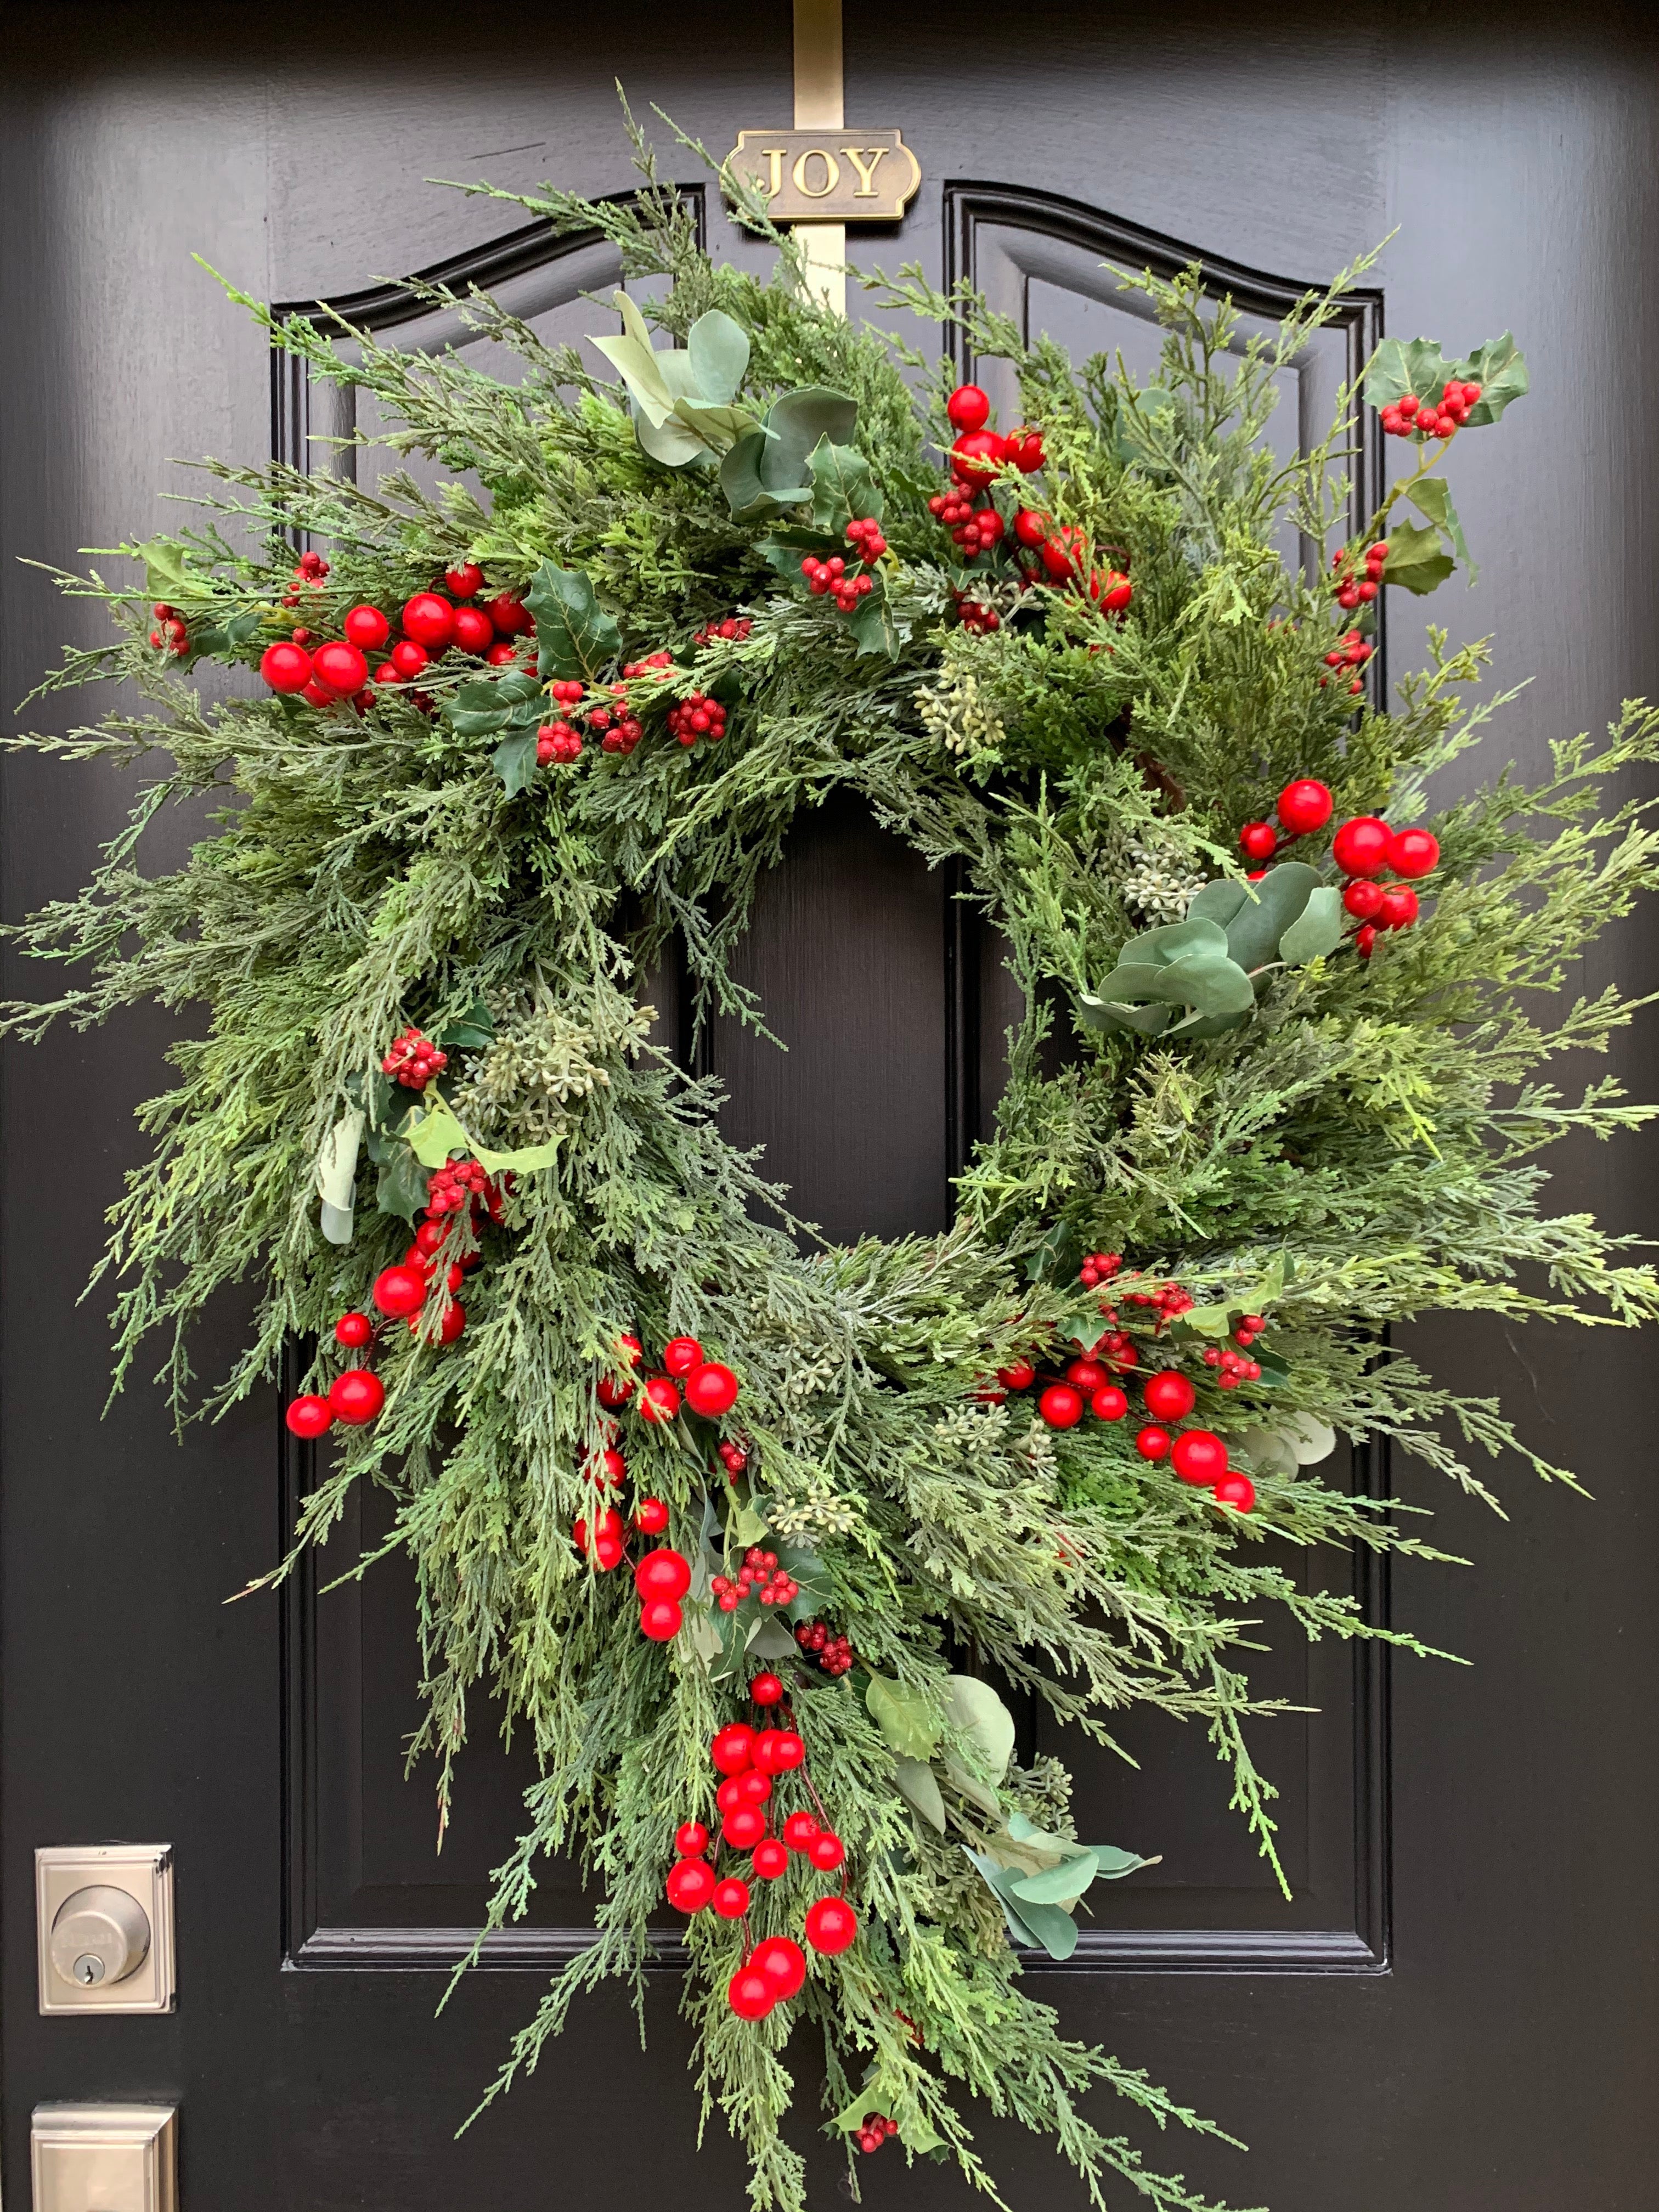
[729,1501,768,1548]
[524,561,622,683]
[809,439,882,533]
[434,998,495,1051]
[845,581,900,660]
[133,534,216,610]
[944,1675,1015,1782]
[866,1674,941,1762]
[1403,476,1470,568]
[492,727,540,798]
[1450,332,1528,425]
[1380,520,1455,596]
[375,1142,429,1222]
[1364,336,1452,409]
[1025,1217,1082,1285]
[893,1756,947,1833]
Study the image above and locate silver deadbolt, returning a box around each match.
[50,1886,151,1990]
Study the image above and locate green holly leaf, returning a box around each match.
[492,727,540,798]
[375,1142,429,1222]
[1403,476,1470,567]
[133,534,216,610]
[893,1756,947,1833]
[524,561,622,683]
[433,997,495,1051]
[1364,336,1452,409]
[809,439,882,533]
[845,578,900,659]
[1450,332,1528,425]
[1025,1218,1082,1285]
[1381,520,1455,596]
[866,1674,941,1762]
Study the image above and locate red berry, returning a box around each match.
[445,562,484,599]
[1342,878,1385,921]
[712,1725,755,1776]
[808,1831,845,1871]
[390,639,429,678]
[1143,1371,1197,1422]
[803,1897,858,1955]
[635,1548,692,1602]
[662,1335,704,1376]
[1277,778,1334,836]
[639,1598,682,1641]
[484,591,529,636]
[782,1811,819,1851]
[1377,884,1419,930]
[675,1820,709,1857]
[721,1805,766,1851]
[1171,1429,1228,1486]
[639,1375,682,1423]
[996,1358,1036,1391]
[1136,1424,1171,1462]
[285,1393,332,1438]
[752,1838,790,1880]
[950,430,1006,487]
[634,1497,670,1534]
[1089,1384,1128,1422]
[343,606,390,652]
[328,1369,385,1426]
[752,1934,807,1998]
[1038,1383,1084,1429]
[311,639,369,695]
[712,1876,751,1918]
[1355,923,1378,960]
[1013,506,1049,548]
[946,383,991,433]
[452,605,494,654]
[1387,827,1440,879]
[372,1264,427,1319]
[400,593,455,649]
[750,1672,785,1707]
[1333,816,1392,878]
[752,1728,805,1774]
[736,1769,772,1805]
[727,1967,775,2021]
[1239,821,1278,862]
[684,1361,740,1418]
[334,1311,373,1348]
[260,641,313,693]
[1212,1472,1257,1511]
[666,1858,716,1912]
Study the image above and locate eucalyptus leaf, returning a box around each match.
[1190,863,1323,973]
[719,431,785,521]
[760,387,857,495]
[729,1501,768,1547]
[943,1756,1002,1818]
[637,411,714,469]
[1087,1843,1155,1879]
[745,1613,799,1661]
[944,1675,1014,1781]
[686,309,751,406]
[1008,1853,1103,1908]
[893,1756,947,1832]
[670,398,755,452]
[1277,883,1345,964]
[866,1674,941,1762]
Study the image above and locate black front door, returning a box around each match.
[5,8,1658,2208]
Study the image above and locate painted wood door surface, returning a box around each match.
[4,5,1657,2207]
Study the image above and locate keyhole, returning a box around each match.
[73,1953,106,1986]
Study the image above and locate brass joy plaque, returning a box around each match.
[724,129,921,223]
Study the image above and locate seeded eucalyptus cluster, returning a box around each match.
[9,131,1659,2212]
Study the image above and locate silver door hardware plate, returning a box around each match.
[32,2103,177,2212]
[36,1846,175,2015]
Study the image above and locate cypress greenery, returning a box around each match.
[10,129,1659,2211]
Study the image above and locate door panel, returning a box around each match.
[5,9,1658,2211]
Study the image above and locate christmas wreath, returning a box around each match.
[13,136,1659,2211]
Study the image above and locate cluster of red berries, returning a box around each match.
[927,488,1006,559]
[622,652,676,679]
[381,1026,448,1090]
[1322,631,1374,698]
[1201,1315,1265,1389]
[956,596,1000,635]
[537,721,582,764]
[666,690,728,746]
[259,568,534,712]
[945,383,1045,485]
[1331,538,1389,610]
[716,1438,750,1483]
[845,516,887,562]
[1134,1418,1256,1511]
[794,1620,854,1676]
[631,1544,692,1640]
[1333,812,1440,957]
[798,552,877,614]
[1120,1282,1197,1329]
[280,549,330,603]
[1240,775,1337,866]
[1077,1250,1122,1290]
[596,1331,743,1427]
[571,1448,672,1570]
[1012,512,1134,613]
[666,1693,858,2021]
[1380,380,1481,441]
[693,616,753,647]
[425,1154,501,1219]
[855,2116,899,2156]
[284,1340,385,1440]
[711,1549,800,1611]
[148,602,190,655]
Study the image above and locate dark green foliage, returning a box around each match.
[8,126,1658,2212]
